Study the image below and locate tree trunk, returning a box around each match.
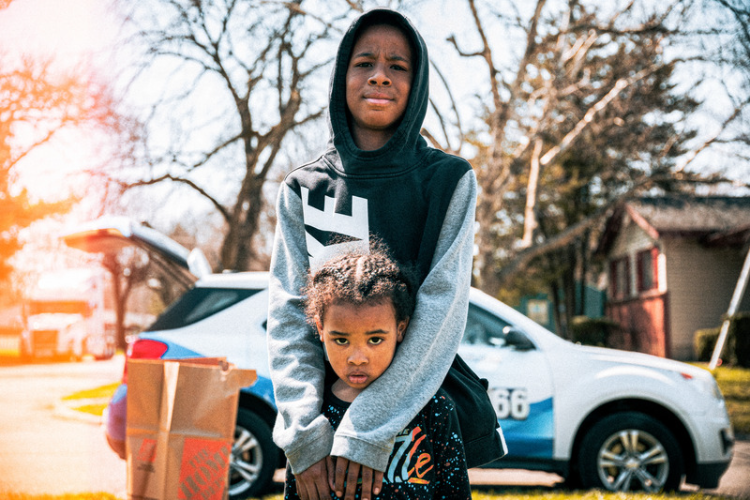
[521,138,544,248]
[221,178,264,271]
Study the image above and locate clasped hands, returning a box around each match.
[294,456,384,500]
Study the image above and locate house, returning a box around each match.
[596,195,750,360]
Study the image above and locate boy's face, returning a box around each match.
[345,24,413,149]
[316,301,407,400]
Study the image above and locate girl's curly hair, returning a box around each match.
[304,244,417,330]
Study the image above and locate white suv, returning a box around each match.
[64,217,734,499]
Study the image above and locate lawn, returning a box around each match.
[0,495,122,500]
[61,381,120,417]
[0,492,738,500]
[711,364,750,436]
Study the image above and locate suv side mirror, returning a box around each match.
[503,327,535,351]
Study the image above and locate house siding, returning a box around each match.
[662,238,750,360]
[606,218,668,357]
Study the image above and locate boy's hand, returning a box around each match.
[332,457,383,500]
[295,456,334,500]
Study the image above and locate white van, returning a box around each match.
[20,268,117,361]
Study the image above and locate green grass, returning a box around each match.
[0,494,122,500]
[0,492,738,500]
[61,382,120,402]
[711,364,750,435]
[70,402,109,416]
[252,492,736,500]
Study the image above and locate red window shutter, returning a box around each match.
[610,260,618,298]
[636,252,644,292]
[651,247,659,289]
[624,257,631,297]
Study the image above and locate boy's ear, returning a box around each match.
[315,316,325,341]
[397,317,409,343]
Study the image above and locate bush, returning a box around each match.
[694,327,727,362]
[570,316,621,347]
[732,313,750,368]
[693,312,750,366]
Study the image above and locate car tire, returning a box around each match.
[577,411,683,492]
[229,408,279,499]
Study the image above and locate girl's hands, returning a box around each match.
[332,456,383,500]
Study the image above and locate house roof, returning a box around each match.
[628,196,750,234]
[597,195,750,255]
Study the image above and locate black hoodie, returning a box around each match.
[267,8,504,474]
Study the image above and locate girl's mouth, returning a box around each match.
[348,373,368,385]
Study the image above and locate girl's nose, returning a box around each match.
[348,349,367,365]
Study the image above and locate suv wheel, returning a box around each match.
[229,408,279,499]
[578,411,683,492]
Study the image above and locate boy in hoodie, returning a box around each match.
[267,8,506,500]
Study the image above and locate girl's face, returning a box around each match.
[316,300,408,402]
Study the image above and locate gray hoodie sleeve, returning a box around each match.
[330,169,477,472]
[267,182,333,474]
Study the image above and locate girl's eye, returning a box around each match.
[369,337,384,345]
[333,338,348,346]
[392,64,408,72]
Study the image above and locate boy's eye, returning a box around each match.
[333,338,348,346]
[369,337,384,345]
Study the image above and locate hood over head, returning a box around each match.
[326,9,430,175]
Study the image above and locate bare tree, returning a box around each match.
[448,0,748,300]
[0,53,115,286]
[106,0,357,271]
[712,0,750,81]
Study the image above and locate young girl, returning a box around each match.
[283,248,471,500]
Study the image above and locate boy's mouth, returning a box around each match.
[363,94,392,106]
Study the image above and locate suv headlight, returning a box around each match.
[683,371,724,401]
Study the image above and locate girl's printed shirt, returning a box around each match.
[283,387,472,500]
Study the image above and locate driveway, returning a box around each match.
[0,354,747,498]
[0,355,127,497]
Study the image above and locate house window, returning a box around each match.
[610,256,630,300]
[636,248,659,292]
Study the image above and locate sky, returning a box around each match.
[0,0,114,61]
[0,0,121,280]
[0,0,119,205]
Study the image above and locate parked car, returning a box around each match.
[64,217,735,499]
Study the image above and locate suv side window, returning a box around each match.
[148,288,262,331]
[463,304,513,347]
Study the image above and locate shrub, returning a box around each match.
[693,312,750,366]
[694,327,726,362]
[732,313,750,368]
[570,316,621,347]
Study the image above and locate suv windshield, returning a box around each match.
[148,287,263,331]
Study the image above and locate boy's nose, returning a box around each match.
[368,66,391,86]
